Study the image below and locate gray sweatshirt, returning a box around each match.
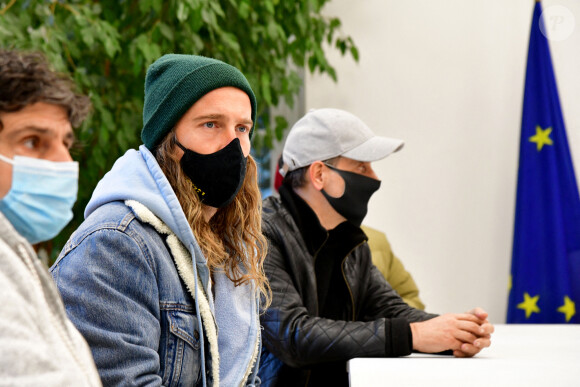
[0,212,101,386]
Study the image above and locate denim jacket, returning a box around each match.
[50,146,261,387]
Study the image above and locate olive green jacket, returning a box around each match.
[361,225,425,310]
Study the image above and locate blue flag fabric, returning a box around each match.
[507,2,580,324]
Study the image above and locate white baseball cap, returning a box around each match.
[283,108,404,172]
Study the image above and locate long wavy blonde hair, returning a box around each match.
[155,131,271,307]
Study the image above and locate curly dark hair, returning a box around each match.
[0,49,91,129]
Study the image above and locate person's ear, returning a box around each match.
[308,161,326,191]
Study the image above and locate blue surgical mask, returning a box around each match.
[0,153,78,244]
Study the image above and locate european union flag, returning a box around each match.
[507,2,580,324]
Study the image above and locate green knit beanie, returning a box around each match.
[141,54,257,151]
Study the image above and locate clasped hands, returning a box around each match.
[410,307,494,357]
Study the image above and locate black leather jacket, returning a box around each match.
[258,188,436,387]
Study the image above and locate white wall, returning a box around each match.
[303,0,580,323]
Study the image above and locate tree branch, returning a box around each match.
[0,0,17,16]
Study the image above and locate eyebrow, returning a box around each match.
[193,114,253,126]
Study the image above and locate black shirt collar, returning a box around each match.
[278,180,367,256]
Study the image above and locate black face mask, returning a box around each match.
[176,138,247,208]
[321,164,381,227]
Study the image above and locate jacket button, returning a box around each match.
[194,330,200,340]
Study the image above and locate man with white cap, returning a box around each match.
[258,108,494,387]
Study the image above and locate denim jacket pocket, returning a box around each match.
[160,308,202,386]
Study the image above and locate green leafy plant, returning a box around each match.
[0,0,358,259]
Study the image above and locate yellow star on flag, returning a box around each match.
[557,296,576,323]
[528,125,553,151]
[517,292,540,318]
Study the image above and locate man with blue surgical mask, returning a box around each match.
[0,50,101,386]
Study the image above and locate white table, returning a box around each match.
[348,324,580,387]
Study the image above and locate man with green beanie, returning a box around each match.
[51,54,270,387]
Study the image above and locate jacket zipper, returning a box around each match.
[305,231,330,387]
[341,242,366,321]
[311,231,330,317]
